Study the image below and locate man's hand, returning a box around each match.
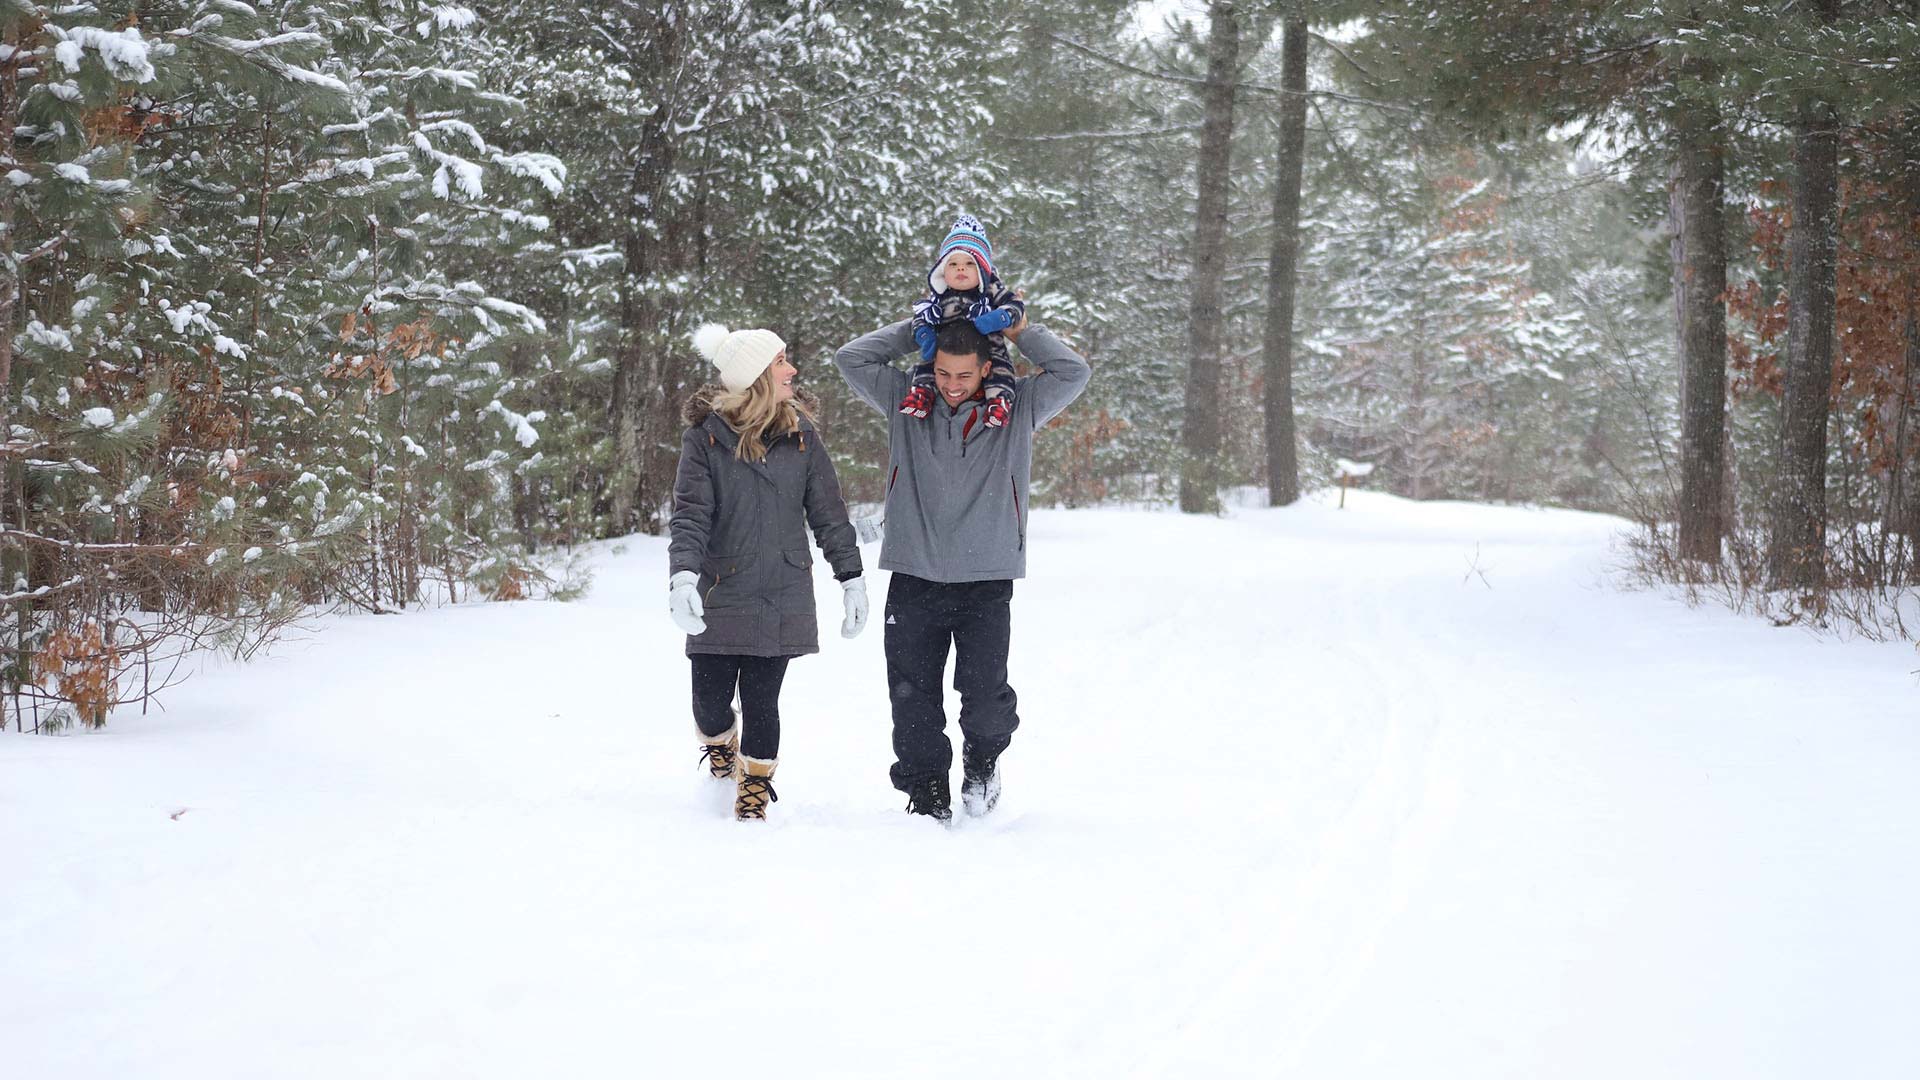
[669,570,706,635]
[1004,289,1029,342]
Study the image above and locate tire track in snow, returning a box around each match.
[1104,554,1471,1078]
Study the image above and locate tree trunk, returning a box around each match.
[1,26,25,688]
[610,14,683,535]
[611,138,675,533]
[509,340,540,552]
[1886,114,1920,579]
[0,23,19,507]
[1767,85,1841,588]
[1178,1,1241,515]
[1898,306,1920,544]
[1408,315,1434,500]
[1261,15,1307,508]
[1670,95,1731,564]
[1890,243,1920,547]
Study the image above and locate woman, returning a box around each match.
[667,324,867,821]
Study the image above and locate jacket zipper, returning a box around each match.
[1012,477,1024,551]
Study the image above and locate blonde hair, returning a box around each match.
[715,364,814,462]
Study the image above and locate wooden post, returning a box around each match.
[1334,459,1374,510]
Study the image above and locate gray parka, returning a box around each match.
[834,320,1091,583]
[668,387,862,657]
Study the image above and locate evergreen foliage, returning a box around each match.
[7,1,1915,725]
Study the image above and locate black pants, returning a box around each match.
[690,654,791,762]
[884,574,1018,792]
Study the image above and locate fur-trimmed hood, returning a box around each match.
[682,383,822,430]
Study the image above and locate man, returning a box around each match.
[834,311,1092,821]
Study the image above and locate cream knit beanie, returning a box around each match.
[691,323,786,393]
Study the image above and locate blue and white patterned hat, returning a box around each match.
[927,213,996,294]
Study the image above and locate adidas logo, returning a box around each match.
[886,615,896,624]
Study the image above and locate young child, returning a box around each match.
[899,214,1026,427]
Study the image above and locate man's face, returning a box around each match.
[941,253,980,292]
[933,351,985,408]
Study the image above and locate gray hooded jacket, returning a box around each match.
[668,387,862,657]
[834,320,1091,582]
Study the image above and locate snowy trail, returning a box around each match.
[6,491,1918,1079]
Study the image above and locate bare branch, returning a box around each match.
[1309,30,1379,86]
[1003,124,1202,143]
[1037,30,1423,115]
[0,529,199,555]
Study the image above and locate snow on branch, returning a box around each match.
[0,575,88,603]
[477,297,546,335]
[418,6,479,36]
[361,66,482,90]
[414,132,483,199]
[491,152,565,197]
[279,64,350,92]
[321,108,401,137]
[485,400,544,449]
[0,528,199,556]
[27,458,103,476]
[419,118,488,155]
[51,25,158,83]
[206,31,325,55]
[276,151,411,192]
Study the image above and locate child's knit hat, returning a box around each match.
[927,213,996,294]
[691,323,786,393]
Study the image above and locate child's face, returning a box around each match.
[941,253,980,292]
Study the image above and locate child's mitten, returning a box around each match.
[899,384,934,419]
[969,303,1016,336]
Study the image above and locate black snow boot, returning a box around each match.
[960,749,1002,818]
[905,774,952,823]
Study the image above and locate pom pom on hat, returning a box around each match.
[691,323,731,362]
[692,322,786,392]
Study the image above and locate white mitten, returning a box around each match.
[668,570,706,635]
[840,577,868,639]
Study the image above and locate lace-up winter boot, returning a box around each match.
[735,755,778,821]
[905,774,952,823]
[960,747,1002,818]
[697,719,738,780]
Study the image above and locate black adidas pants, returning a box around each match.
[883,574,1018,792]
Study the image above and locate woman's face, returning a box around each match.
[770,353,796,402]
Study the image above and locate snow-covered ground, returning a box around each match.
[6,490,1917,1079]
